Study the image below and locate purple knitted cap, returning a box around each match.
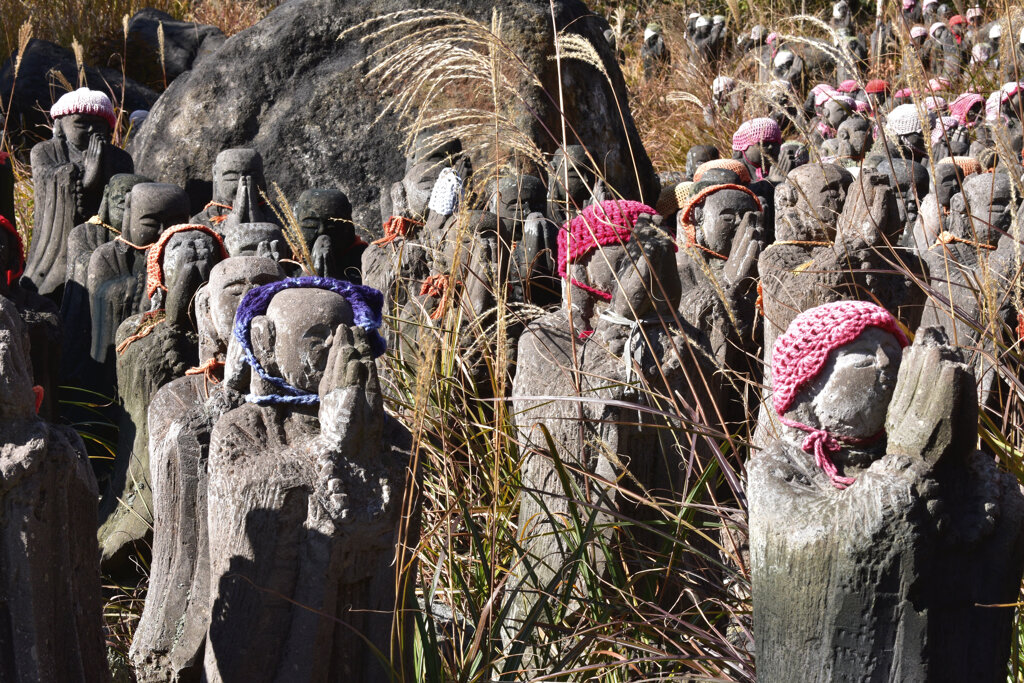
[233,276,386,405]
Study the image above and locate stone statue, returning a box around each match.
[190,148,269,231]
[508,201,720,665]
[61,173,150,391]
[204,277,414,681]
[685,144,720,180]
[131,256,285,683]
[87,182,190,381]
[25,88,134,300]
[222,221,292,261]
[296,188,365,282]
[907,159,967,251]
[0,214,62,420]
[835,116,873,160]
[99,223,228,571]
[877,158,929,228]
[641,22,671,78]
[731,118,781,182]
[749,304,1024,682]
[547,144,607,226]
[0,295,109,681]
[676,183,765,429]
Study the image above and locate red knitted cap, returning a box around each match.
[146,224,228,298]
[772,301,908,417]
[0,215,24,287]
[865,79,888,94]
[556,200,655,279]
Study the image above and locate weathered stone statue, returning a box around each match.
[297,188,365,282]
[25,88,134,300]
[204,277,414,682]
[877,158,929,228]
[641,22,670,78]
[131,256,285,683]
[676,183,765,427]
[0,295,109,682]
[87,182,190,380]
[907,159,967,250]
[731,117,781,181]
[685,144,720,180]
[222,221,291,260]
[749,304,1024,682]
[190,148,269,231]
[0,214,62,420]
[99,223,228,571]
[508,201,719,665]
[547,144,607,226]
[835,116,873,160]
[61,173,150,390]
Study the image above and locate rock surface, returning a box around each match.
[129,0,658,228]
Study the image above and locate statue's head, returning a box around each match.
[236,278,386,402]
[686,145,720,178]
[50,88,116,151]
[877,159,928,226]
[205,256,285,348]
[145,224,228,303]
[932,161,965,208]
[773,301,909,484]
[551,145,597,203]
[223,222,291,259]
[495,174,547,223]
[101,174,151,229]
[732,117,782,176]
[961,171,1013,245]
[775,163,852,242]
[823,97,853,128]
[123,183,190,247]
[837,117,872,159]
[213,148,265,205]
[296,189,354,247]
[681,186,761,256]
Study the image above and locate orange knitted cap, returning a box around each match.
[146,223,228,298]
[679,183,762,228]
[693,158,752,184]
[940,155,981,177]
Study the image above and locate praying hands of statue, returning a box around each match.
[318,324,381,452]
[256,238,282,262]
[81,133,106,192]
[768,146,795,183]
[230,175,262,225]
[885,327,977,469]
[723,210,762,290]
[312,234,333,276]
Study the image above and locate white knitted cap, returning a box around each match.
[774,50,794,67]
[886,104,925,135]
[50,87,116,128]
[644,28,657,42]
[713,76,735,96]
[989,23,1002,39]
[428,167,463,216]
[695,16,710,28]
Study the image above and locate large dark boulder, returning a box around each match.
[123,9,226,91]
[128,0,658,231]
[0,39,159,146]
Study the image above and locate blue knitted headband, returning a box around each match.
[233,276,387,405]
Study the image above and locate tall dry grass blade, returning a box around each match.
[71,38,86,87]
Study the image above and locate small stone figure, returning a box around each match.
[131,256,285,683]
[731,117,782,181]
[876,158,929,228]
[61,173,150,390]
[869,103,932,163]
[749,304,1024,682]
[509,200,719,665]
[204,277,413,681]
[547,144,606,226]
[685,144,720,180]
[87,182,190,378]
[25,88,134,300]
[99,223,228,571]
[835,116,873,160]
[190,148,269,231]
[641,22,671,78]
[296,188,366,282]
[0,295,109,682]
[907,158,970,250]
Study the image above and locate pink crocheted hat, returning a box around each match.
[924,95,947,112]
[772,301,908,419]
[910,25,927,39]
[50,87,116,129]
[811,83,840,107]
[556,199,654,281]
[950,92,985,125]
[903,0,915,10]
[731,117,782,151]
[928,77,951,92]
[931,115,960,144]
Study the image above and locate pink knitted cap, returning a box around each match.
[911,25,927,38]
[924,95,947,112]
[950,92,984,124]
[811,83,840,107]
[894,87,914,99]
[50,87,116,129]
[903,0,915,10]
[966,7,982,19]
[929,21,946,38]
[838,79,859,93]
[865,79,888,94]
[556,199,655,279]
[731,117,782,151]
[928,77,951,92]
[772,300,908,418]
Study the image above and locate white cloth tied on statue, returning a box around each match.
[428,167,463,216]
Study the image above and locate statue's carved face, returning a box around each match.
[777,165,851,241]
[60,113,111,151]
[686,146,718,177]
[824,100,850,128]
[698,190,759,255]
[933,164,964,207]
[296,190,353,246]
[838,118,871,157]
[795,327,904,439]
[213,149,264,204]
[209,257,282,342]
[162,232,220,288]
[552,146,595,202]
[964,175,1012,244]
[124,185,189,246]
[105,175,147,229]
[261,289,354,393]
